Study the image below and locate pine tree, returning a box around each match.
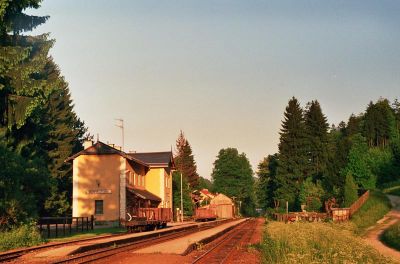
[1,1,86,218]
[304,100,329,180]
[274,97,308,209]
[174,131,199,189]
[212,148,255,216]
[40,59,87,216]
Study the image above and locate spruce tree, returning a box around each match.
[1,1,87,218]
[174,131,200,189]
[274,97,308,209]
[304,100,329,181]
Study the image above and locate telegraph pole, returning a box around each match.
[115,118,124,151]
[180,172,184,222]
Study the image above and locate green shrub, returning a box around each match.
[343,174,358,207]
[0,224,44,251]
[351,190,391,234]
[381,222,400,251]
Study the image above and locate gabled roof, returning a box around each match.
[65,141,148,166]
[128,151,174,168]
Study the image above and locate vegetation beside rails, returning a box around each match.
[0,225,126,252]
[381,222,400,251]
[351,190,391,235]
[261,221,394,264]
[0,224,44,252]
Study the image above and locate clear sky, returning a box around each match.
[28,0,400,179]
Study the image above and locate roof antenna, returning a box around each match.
[96,133,99,142]
[115,118,124,151]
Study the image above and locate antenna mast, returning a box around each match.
[115,118,124,151]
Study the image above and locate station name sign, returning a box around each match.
[87,189,112,194]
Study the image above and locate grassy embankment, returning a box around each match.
[260,190,393,263]
[380,184,400,252]
[351,190,391,235]
[381,223,400,251]
[0,226,125,252]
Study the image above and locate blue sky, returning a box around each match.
[29,0,400,178]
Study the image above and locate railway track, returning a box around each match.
[192,218,256,264]
[52,219,234,264]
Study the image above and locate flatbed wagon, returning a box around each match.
[125,208,172,232]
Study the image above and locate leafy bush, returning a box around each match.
[381,222,400,251]
[343,174,358,207]
[299,177,324,212]
[261,221,394,263]
[0,224,44,251]
[351,190,391,234]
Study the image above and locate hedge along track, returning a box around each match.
[191,218,256,264]
[51,219,236,264]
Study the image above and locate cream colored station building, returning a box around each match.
[66,141,174,223]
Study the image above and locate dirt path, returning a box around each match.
[364,194,400,263]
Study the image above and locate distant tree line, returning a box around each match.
[257,97,400,212]
[0,1,87,228]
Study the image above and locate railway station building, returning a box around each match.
[66,141,174,224]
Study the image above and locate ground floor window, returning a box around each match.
[95,200,104,215]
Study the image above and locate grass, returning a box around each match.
[261,221,394,264]
[381,222,400,251]
[385,188,400,196]
[0,224,44,252]
[0,226,126,252]
[350,190,391,235]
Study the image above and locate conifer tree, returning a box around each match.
[304,100,329,181]
[274,97,308,209]
[174,131,200,189]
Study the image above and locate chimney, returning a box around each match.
[83,140,93,149]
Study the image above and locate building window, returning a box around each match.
[95,200,103,215]
[134,173,137,186]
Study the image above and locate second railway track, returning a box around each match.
[192,218,256,264]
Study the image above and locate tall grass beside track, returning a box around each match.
[261,221,394,264]
[0,224,44,251]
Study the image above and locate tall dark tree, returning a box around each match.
[40,60,87,216]
[174,131,199,189]
[304,100,329,180]
[363,99,396,147]
[1,1,87,219]
[256,154,278,211]
[274,97,308,209]
[212,148,255,216]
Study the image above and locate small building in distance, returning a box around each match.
[66,141,174,224]
[210,193,235,219]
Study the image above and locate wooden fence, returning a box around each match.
[274,212,328,222]
[274,190,370,223]
[38,215,94,238]
[331,190,370,222]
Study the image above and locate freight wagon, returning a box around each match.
[194,206,217,221]
[125,208,172,232]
